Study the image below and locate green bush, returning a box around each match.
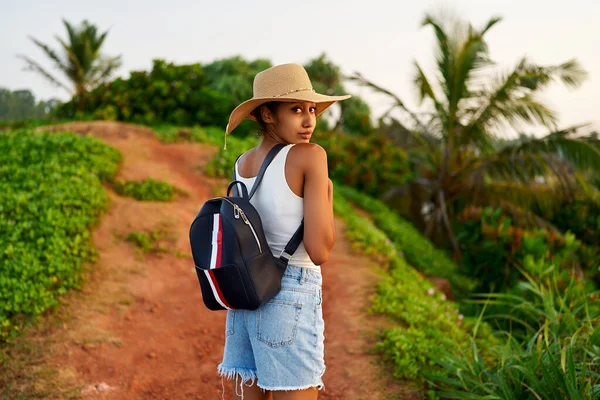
[534,197,600,277]
[332,194,496,385]
[314,130,413,198]
[151,125,225,145]
[204,134,259,179]
[337,185,476,294]
[427,250,600,399]
[535,197,600,247]
[54,59,232,127]
[114,179,176,202]
[125,230,168,254]
[456,206,591,293]
[0,129,122,341]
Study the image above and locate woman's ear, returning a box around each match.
[261,105,276,124]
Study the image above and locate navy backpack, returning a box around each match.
[189,144,304,311]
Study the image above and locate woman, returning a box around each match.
[218,63,350,400]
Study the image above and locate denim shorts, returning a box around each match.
[218,265,325,393]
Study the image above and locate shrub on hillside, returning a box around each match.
[114,179,176,202]
[313,129,413,198]
[0,129,122,341]
[427,249,600,399]
[337,185,476,294]
[456,206,595,293]
[332,194,497,385]
[54,59,231,127]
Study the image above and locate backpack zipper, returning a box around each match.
[221,198,262,253]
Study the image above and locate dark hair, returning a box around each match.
[250,102,280,135]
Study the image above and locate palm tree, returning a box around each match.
[350,13,600,257]
[18,19,121,100]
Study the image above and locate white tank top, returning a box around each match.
[234,144,319,270]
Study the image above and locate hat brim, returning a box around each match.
[225,91,351,134]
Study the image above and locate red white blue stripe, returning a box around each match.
[203,214,233,309]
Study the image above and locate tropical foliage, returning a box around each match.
[0,129,121,341]
[55,59,231,127]
[351,13,600,256]
[428,247,600,399]
[18,19,121,100]
[114,179,177,202]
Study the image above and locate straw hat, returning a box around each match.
[225,63,351,134]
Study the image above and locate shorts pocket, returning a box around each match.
[225,310,235,337]
[256,300,302,348]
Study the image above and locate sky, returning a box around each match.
[1,0,598,136]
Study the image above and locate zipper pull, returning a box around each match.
[239,210,250,225]
[233,205,240,219]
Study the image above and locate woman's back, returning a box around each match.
[235,144,318,269]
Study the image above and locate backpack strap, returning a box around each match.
[231,144,285,199]
[248,143,286,200]
[233,143,306,264]
[232,154,242,197]
[278,219,305,265]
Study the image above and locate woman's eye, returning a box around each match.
[310,107,317,113]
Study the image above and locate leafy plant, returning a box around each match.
[204,134,259,180]
[456,206,592,293]
[151,125,225,145]
[337,185,476,294]
[0,129,121,341]
[313,129,413,198]
[427,250,600,399]
[332,194,497,386]
[125,230,168,254]
[114,179,176,202]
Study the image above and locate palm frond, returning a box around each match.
[348,72,432,135]
[16,54,71,93]
[471,153,564,182]
[28,37,66,73]
[20,19,120,97]
[55,36,81,80]
[413,61,447,123]
[483,182,571,220]
[551,59,588,89]
[466,57,587,136]
[62,19,77,47]
[480,16,502,35]
[88,55,122,87]
[495,94,557,128]
[421,14,453,101]
[451,29,488,113]
[497,125,600,172]
[497,201,563,232]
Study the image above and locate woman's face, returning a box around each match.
[263,101,317,144]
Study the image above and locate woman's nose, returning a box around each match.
[303,114,315,128]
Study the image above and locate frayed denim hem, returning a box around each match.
[256,380,325,392]
[217,364,259,399]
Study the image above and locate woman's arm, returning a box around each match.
[328,178,336,245]
[293,143,335,265]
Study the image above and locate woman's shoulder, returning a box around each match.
[288,142,326,158]
[287,143,327,171]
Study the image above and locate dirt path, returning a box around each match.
[20,122,414,399]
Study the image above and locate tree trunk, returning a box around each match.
[438,189,461,260]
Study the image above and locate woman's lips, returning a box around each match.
[299,132,312,140]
